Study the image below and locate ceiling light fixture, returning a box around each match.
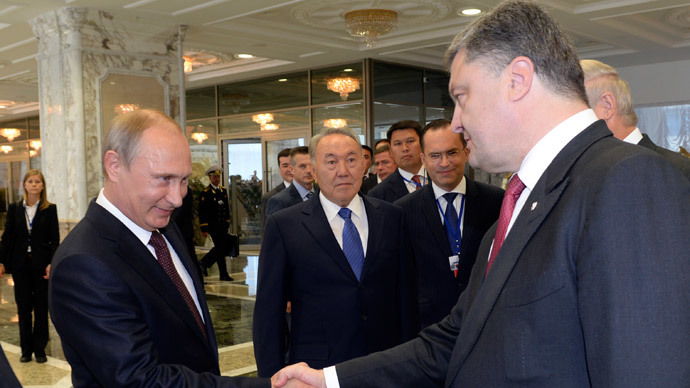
[344,8,398,47]
[235,53,255,59]
[323,118,348,129]
[261,123,279,131]
[0,145,12,153]
[114,104,139,115]
[460,8,482,16]
[29,140,42,150]
[327,77,360,101]
[190,132,208,144]
[183,56,193,73]
[252,113,274,126]
[0,128,21,141]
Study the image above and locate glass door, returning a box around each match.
[221,130,308,247]
[0,160,28,232]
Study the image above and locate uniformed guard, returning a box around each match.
[198,165,233,281]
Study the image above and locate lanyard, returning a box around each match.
[24,206,36,235]
[435,194,465,255]
[401,174,425,189]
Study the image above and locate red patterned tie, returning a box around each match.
[411,175,422,190]
[485,174,526,277]
[149,231,207,338]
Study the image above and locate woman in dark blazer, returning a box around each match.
[0,169,59,363]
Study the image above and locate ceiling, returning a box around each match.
[0,0,688,120]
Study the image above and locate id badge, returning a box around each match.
[448,255,459,272]
[218,200,224,205]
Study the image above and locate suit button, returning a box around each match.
[361,315,367,321]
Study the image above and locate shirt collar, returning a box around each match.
[23,199,39,210]
[96,188,153,248]
[293,181,312,199]
[623,127,643,144]
[320,192,365,223]
[398,166,426,181]
[516,109,597,191]
[432,177,466,200]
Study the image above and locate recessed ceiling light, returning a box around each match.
[343,68,354,72]
[235,53,254,59]
[277,78,288,82]
[460,8,482,16]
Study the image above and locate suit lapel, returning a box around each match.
[392,170,410,198]
[459,179,483,265]
[361,196,383,280]
[87,203,212,347]
[300,198,359,282]
[420,186,451,254]
[445,121,611,385]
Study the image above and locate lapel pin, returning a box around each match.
[531,202,538,211]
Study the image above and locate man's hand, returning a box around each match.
[0,263,5,278]
[44,264,51,280]
[272,363,326,388]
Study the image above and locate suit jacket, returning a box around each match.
[49,200,267,387]
[335,120,690,387]
[253,194,417,377]
[260,182,286,235]
[360,175,378,194]
[367,169,410,202]
[394,179,503,328]
[0,201,59,273]
[265,183,303,216]
[0,343,21,387]
[638,133,690,181]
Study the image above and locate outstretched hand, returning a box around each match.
[272,363,326,388]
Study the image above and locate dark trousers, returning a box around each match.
[13,268,49,357]
[200,228,230,277]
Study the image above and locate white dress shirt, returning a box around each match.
[96,189,204,320]
[399,166,427,193]
[432,178,467,236]
[319,193,368,255]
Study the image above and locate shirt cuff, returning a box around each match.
[324,366,341,388]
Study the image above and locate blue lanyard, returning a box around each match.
[24,206,36,234]
[435,194,465,255]
[401,174,425,189]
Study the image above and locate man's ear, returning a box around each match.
[596,92,617,121]
[103,150,121,183]
[507,56,534,102]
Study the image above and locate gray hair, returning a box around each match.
[102,109,181,174]
[309,127,362,161]
[445,0,587,104]
[580,59,638,127]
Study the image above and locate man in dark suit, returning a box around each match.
[260,148,293,235]
[254,127,417,378]
[361,145,375,180]
[49,110,268,387]
[360,145,396,194]
[0,345,21,387]
[368,120,426,202]
[581,59,690,180]
[198,165,233,281]
[265,146,314,216]
[273,2,689,387]
[395,119,503,329]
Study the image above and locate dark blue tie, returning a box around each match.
[443,193,460,254]
[338,208,365,281]
[305,191,314,201]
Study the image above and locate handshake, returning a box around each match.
[270,363,327,388]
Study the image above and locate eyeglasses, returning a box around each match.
[426,149,464,163]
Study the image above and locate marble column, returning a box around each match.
[30,8,182,234]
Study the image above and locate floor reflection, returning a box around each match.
[0,253,260,387]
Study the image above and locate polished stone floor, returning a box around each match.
[0,251,260,387]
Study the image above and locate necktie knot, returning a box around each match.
[149,230,166,250]
[506,174,526,199]
[443,192,458,203]
[305,191,314,200]
[485,174,526,277]
[411,175,423,189]
[338,207,352,220]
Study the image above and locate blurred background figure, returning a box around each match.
[198,165,233,281]
[0,169,59,364]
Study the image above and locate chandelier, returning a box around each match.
[344,9,398,47]
[114,104,139,115]
[261,123,279,131]
[190,132,208,144]
[327,77,360,101]
[252,113,274,126]
[183,56,194,73]
[323,118,348,129]
[0,145,12,153]
[0,128,21,141]
[29,140,42,150]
